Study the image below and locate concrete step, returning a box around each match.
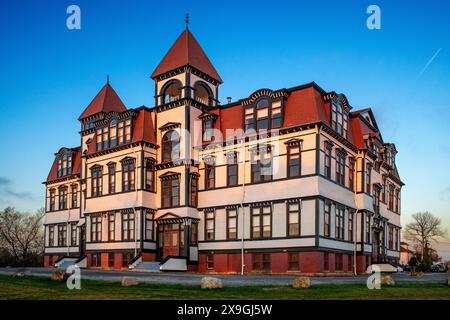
[133,261,161,272]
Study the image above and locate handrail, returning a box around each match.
[159,255,187,266]
[74,255,87,264]
[128,253,142,269]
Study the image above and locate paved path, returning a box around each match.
[0,268,448,286]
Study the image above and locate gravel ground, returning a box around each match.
[0,267,448,286]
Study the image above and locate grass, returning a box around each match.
[0,275,449,300]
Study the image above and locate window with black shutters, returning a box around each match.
[108,213,115,241]
[48,225,54,247]
[205,163,215,189]
[205,211,215,240]
[366,163,372,194]
[324,202,331,237]
[349,157,355,191]
[227,153,238,186]
[287,202,301,237]
[71,223,77,246]
[108,163,116,194]
[145,212,153,240]
[91,215,102,242]
[336,151,346,186]
[91,166,103,197]
[251,206,271,239]
[122,159,135,192]
[121,212,135,241]
[161,176,180,208]
[251,149,272,183]
[58,187,68,210]
[145,160,155,192]
[49,189,55,211]
[71,186,78,208]
[58,224,67,247]
[335,207,344,240]
[287,144,301,178]
[227,208,238,240]
[348,211,354,241]
[324,143,332,178]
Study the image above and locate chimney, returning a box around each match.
[227,97,232,104]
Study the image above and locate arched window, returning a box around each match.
[162,130,180,161]
[194,82,211,105]
[163,81,181,103]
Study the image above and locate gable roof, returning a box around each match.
[78,83,127,120]
[151,29,222,83]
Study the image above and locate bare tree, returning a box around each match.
[403,211,446,260]
[0,207,44,266]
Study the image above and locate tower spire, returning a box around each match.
[106,74,110,85]
[185,13,189,29]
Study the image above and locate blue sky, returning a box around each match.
[0,1,449,257]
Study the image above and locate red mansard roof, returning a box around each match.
[85,108,157,156]
[46,148,81,182]
[78,83,127,120]
[132,108,156,145]
[151,29,223,83]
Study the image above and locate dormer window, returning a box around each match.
[57,153,72,177]
[386,147,394,167]
[330,101,348,138]
[373,142,380,158]
[109,119,118,147]
[244,97,283,131]
[256,99,270,130]
[96,118,132,152]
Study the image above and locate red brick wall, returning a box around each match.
[44,255,54,267]
[299,252,322,273]
[142,252,156,262]
[198,251,360,274]
[114,253,123,269]
[356,255,368,273]
[101,253,108,268]
[271,252,288,273]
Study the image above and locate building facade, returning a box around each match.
[43,28,403,274]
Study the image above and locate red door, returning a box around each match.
[163,229,179,257]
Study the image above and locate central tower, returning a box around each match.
[151,28,222,108]
[150,27,223,264]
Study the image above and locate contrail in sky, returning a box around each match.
[419,48,442,77]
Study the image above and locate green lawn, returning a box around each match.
[0,275,449,300]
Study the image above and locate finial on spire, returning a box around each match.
[185,13,189,29]
[106,74,110,85]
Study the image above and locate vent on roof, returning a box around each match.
[227,97,232,103]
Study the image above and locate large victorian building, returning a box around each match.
[43,27,403,274]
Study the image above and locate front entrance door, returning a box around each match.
[372,231,379,263]
[163,225,179,257]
